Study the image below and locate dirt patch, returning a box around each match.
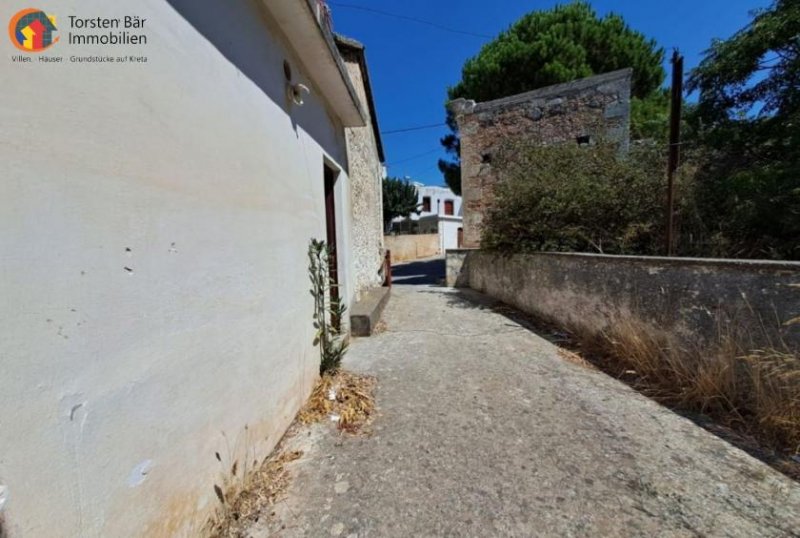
[557,347,596,370]
[372,319,388,335]
[298,370,378,434]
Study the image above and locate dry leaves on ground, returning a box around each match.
[298,370,378,434]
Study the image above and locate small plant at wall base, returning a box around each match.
[308,239,348,374]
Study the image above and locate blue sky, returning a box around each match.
[327,0,770,186]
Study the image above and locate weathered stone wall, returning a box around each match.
[385,234,441,263]
[445,248,475,288]
[448,250,800,350]
[339,43,385,299]
[452,69,632,248]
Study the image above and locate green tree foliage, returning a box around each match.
[684,0,800,259]
[440,1,667,193]
[382,177,420,231]
[688,0,799,120]
[631,90,670,141]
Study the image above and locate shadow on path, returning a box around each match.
[430,287,800,482]
[391,257,445,286]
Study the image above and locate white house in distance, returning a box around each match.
[0,0,384,535]
[392,183,464,251]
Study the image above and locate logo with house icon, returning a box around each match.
[9,8,58,52]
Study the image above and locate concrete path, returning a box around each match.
[257,278,800,537]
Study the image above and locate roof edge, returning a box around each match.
[262,0,366,127]
[335,33,385,162]
[305,0,367,124]
[452,68,633,115]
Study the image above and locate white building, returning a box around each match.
[0,1,384,535]
[393,183,464,251]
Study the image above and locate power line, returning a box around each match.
[402,163,442,179]
[387,148,442,165]
[327,2,493,39]
[381,122,447,135]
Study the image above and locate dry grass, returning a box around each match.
[593,319,800,454]
[298,370,378,434]
[557,347,595,369]
[206,446,303,538]
[205,371,377,536]
[206,370,377,538]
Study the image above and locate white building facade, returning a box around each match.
[0,1,382,535]
[393,183,464,252]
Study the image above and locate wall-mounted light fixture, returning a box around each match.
[288,83,310,106]
[284,59,310,107]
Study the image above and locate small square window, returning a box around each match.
[577,135,591,146]
[422,196,431,212]
[444,200,454,216]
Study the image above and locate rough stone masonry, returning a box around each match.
[451,69,632,248]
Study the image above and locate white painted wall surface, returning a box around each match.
[391,183,462,228]
[414,184,462,220]
[0,0,355,535]
[440,218,464,251]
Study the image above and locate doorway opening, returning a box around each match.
[324,164,341,330]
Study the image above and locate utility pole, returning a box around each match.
[666,49,684,257]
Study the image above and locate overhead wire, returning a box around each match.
[381,122,448,135]
[387,148,442,165]
[326,2,493,39]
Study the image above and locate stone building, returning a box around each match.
[336,35,387,299]
[451,69,633,248]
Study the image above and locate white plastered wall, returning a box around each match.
[439,217,464,252]
[0,0,355,535]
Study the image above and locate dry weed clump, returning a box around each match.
[298,370,377,434]
[596,319,800,454]
[205,370,376,536]
[742,350,800,451]
[206,447,303,538]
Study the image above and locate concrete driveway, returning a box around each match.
[256,284,800,537]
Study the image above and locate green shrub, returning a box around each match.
[482,142,670,255]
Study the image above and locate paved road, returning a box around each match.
[390,257,445,286]
[256,284,800,537]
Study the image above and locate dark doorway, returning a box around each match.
[324,165,340,329]
[457,227,464,248]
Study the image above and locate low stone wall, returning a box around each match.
[446,249,475,288]
[447,250,800,350]
[386,234,440,263]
